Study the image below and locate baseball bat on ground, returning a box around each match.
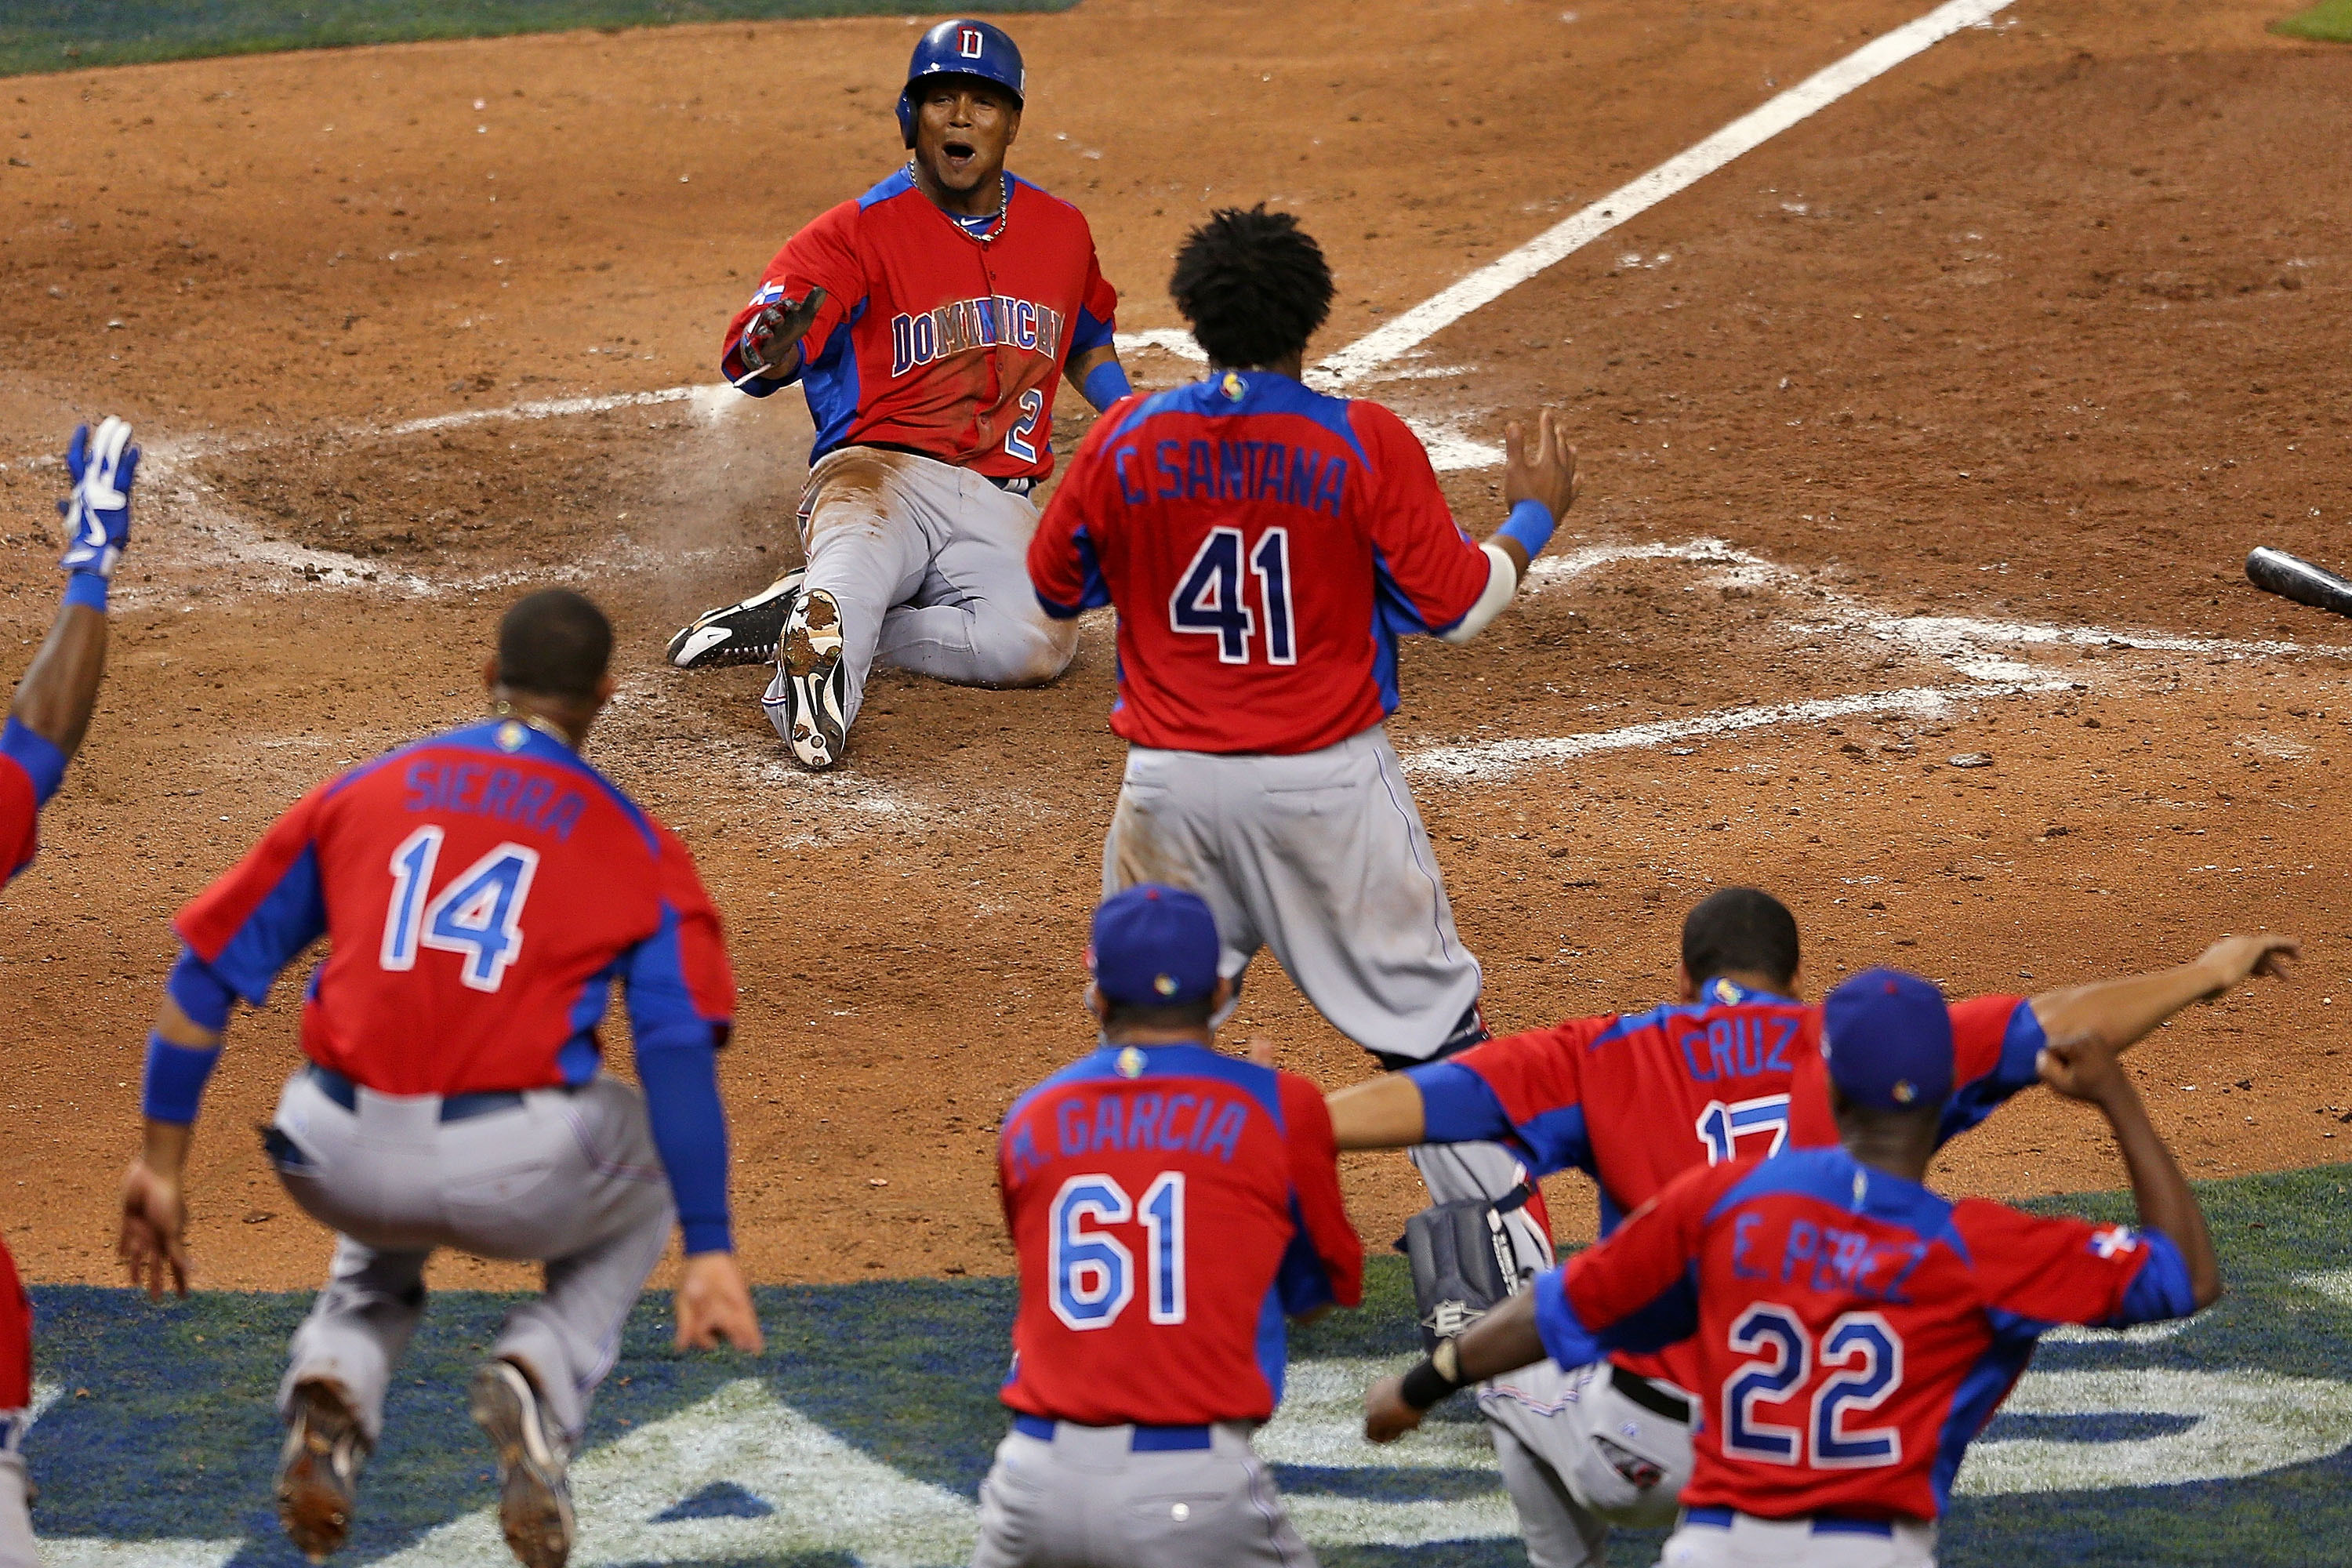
[2247,546,2352,619]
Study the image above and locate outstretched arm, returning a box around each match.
[1326,1073,1428,1149]
[2031,935,2298,1057]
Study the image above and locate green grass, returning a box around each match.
[2274,0,2352,41]
[0,0,1080,78]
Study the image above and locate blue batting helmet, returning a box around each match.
[896,19,1026,147]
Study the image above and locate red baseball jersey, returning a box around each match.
[997,1042,1363,1426]
[1414,981,2046,1389]
[0,1236,27,1414]
[1029,371,1496,755]
[174,718,735,1097]
[1534,1146,2196,1522]
[721,169,1118,482]
[0,757,37,887]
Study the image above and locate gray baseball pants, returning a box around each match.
[1480,1358,1695,1568]
[265,1068,674,1445]
[971,1421,1312,1568]
[0,1447,29,1568]
[1101,725,1552,1278]
[761,445,1077,742]
[1657,1511,1937,1567]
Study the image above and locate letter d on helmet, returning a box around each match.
[896,18,1026,147]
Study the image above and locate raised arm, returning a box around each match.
[11,418,137,791]
[2030,935,2298,1058]
[1435,408,1578,646]
[2036,1035,2222,1309]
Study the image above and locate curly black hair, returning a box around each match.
[1169,205,1335,370]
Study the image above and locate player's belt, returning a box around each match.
[1682,1506,1896,1538]
[1011,1414,1214,1451]
[850,441,1033,495]
[1609,1364,1693,1425]
[305,1064,530,1123]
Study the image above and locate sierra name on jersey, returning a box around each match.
[722,169,1117,481]
[174,717,733,1098]
[1029,370,1496,756]
[996,1043,1362,1428]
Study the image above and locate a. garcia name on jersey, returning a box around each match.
[890,293,1065,376]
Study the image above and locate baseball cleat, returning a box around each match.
[664,568,804,670]
[277,1378,371,1563]
[470,1359,576,1568]
[772,586,848,770]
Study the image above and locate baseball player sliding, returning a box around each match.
[668,17,1131,771]
[1330,887,2296,1568]
[0,419,143,1568]
[1367,969,2223,1568]
[978,884,1363,1566]
[114,590,763,1568]
[1027,205,1576,1279]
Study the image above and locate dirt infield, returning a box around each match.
[0,0,2345,1294]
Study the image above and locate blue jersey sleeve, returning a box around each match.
[2107,1230,2198,1327]
[0,720,67,807]
[1939,999,2045,1143]
[1412,1061,1514,1142]
[1413,1059,1590,1178]
[198,849,330,1006]
[622,901,732,1254]
[1273,1195,1339,1318]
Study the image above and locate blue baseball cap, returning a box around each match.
[1821,968,1955,1111]
[1088,884,1220,1008]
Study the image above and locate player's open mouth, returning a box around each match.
[942,140,976,168]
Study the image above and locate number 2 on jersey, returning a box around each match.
[379,826,540,992]
[1168,526,1295,665]
[1048,1171,1187,1330]
[1004,388,1045,463]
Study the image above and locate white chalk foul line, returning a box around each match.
[1399,535,2352,779]
[1403,681,2063,779]
[1529,538,2347,665]
[1312,0,2015,386]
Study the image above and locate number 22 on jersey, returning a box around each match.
[1048,1171,1187,1330]
[379,826,540,992]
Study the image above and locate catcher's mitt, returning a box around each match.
[1400,1197,1521,1354]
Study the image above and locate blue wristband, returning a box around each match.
[0,719,67,807]
[63,572,108,612]
[1080,358,1134,412]
[142,1031,222,1125]
[1496,499,1556,560]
